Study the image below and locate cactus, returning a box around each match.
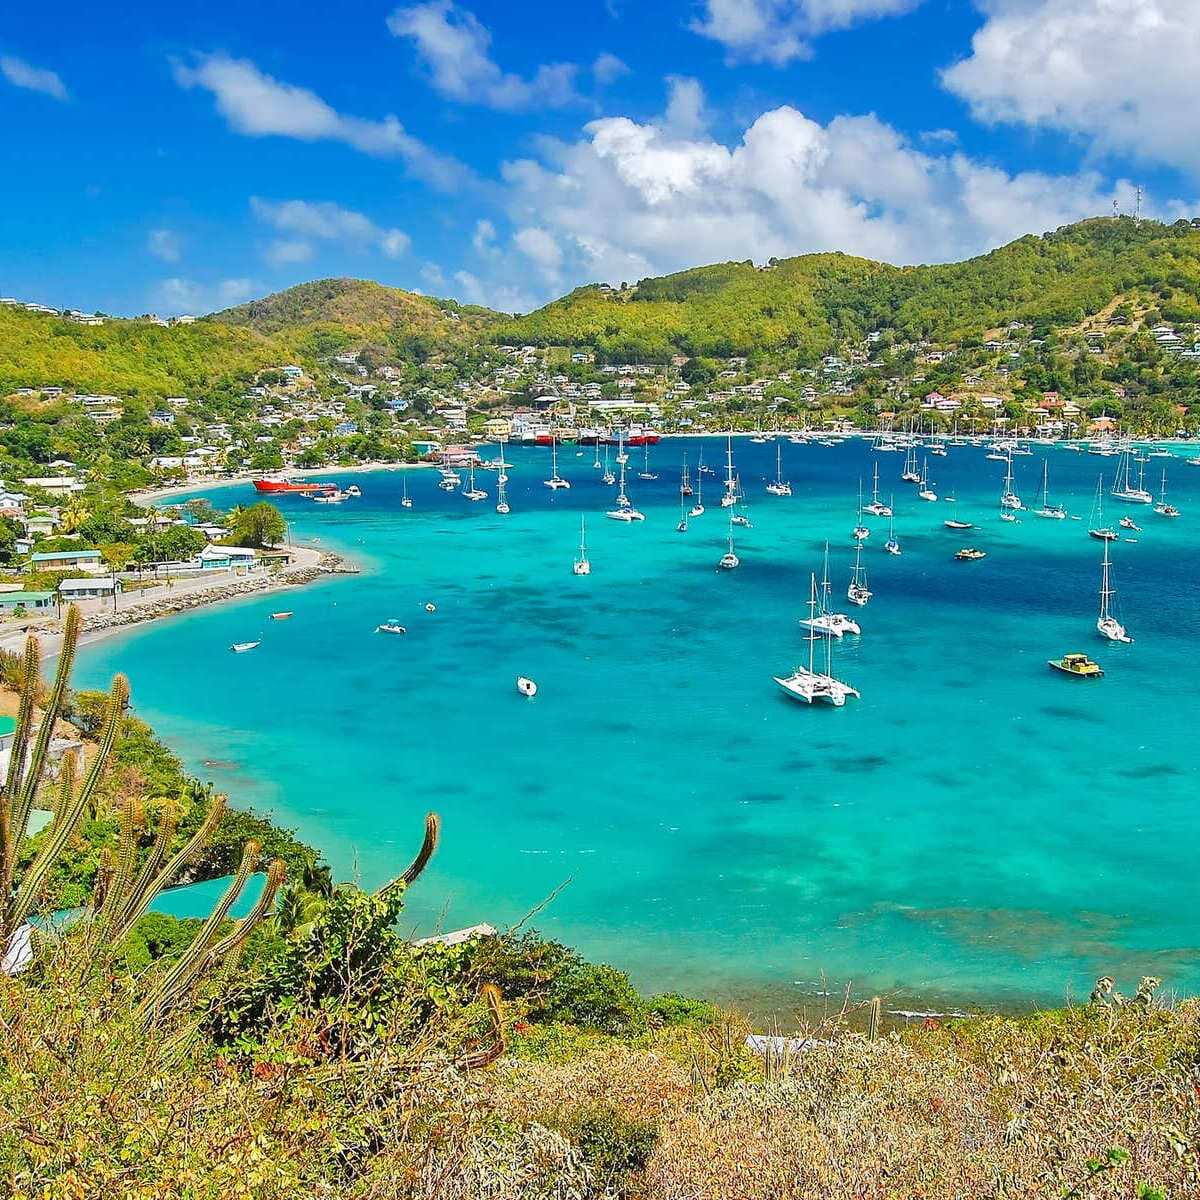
[867,996,882,1041]
[376,811,440,897]
[1,606,285,1042]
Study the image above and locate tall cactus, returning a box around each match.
[0,606,285,1041]
[867,996,882,1042]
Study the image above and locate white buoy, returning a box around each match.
[516,676,538,698]
[425,602,437,613]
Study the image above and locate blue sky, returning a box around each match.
[2,1,1197,316]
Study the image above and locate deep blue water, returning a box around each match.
[76,438,1200,1014]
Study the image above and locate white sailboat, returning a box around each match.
[680,454,693,496]
[573,516,591,575]
[1088,477,1118,541]
[1000,452,1023,511]
[720,436,738,507]
[606,452,645,521]
[1096,538,1132,643]
[766,442,792,496]
[602,443,615,486]
[847,540,872,606]
[730,476,752,527]
[800,544,861,638]
[917,457,937,501]
[463,463,488,501]
[615,430,629,466]
[544,436,571,489]
[1112,450,1153,504]
[884,500,901,555]
[863,462,892,516]
[1034,459,1065,519]
[774,573,860,706]
[495,469,510,514]
[688,454,705,518]
[677,485,689,532]
[1153,466,1180,517]
[592,438,602,470]
[718,511,740,569]
[637,443,657,480]
[853,480,870,540]
[901,444,921,483]
[400,472,413,509]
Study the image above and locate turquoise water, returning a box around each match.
[76,439,1200,1014]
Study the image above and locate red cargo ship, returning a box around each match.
[252,478,338,494]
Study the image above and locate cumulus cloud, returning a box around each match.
[451,268,539,313]
[690,0,924,65]
[147,228,183,263]
[943,0,1200,180]
[0,53,68,100]
[251,198,410,266]
[387,1,579,110]
[155,276,255,315]
[493,85,1147,300]
[173,52,472,191]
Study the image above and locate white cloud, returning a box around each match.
[514,227,564,276]
[387,1,579,110]
[250,198,410,264]
[943,0,1200,180]
[494,89,1151,301]
[147,228,183,263]
[690,0,923,64]
[452,268,539,313]
[593,52,630,85]
[472,218,497,253]
[155,276,255,315]
[0,54,68,100]
[173,53,471,191]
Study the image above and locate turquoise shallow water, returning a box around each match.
[76,439,1200,1014]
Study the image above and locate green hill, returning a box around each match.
[0,306,282,397]
[501,216,1200,360]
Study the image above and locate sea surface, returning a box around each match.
[76,438,1200,1015]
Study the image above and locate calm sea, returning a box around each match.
[76,437,1200,1016]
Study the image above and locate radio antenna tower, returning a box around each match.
[1135,185,1143,226]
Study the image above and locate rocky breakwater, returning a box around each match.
[82,553,357,635]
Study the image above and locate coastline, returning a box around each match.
[1,543,358,661]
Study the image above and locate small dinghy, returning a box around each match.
[376,621,407,635]
[424,602,437,613]
[516,676,538,697]
[270,611,293,620]
[230,640,261,653]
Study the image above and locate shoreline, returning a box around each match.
[1,544,359,661]
[132,459,432,505]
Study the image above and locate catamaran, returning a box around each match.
[720,437,738,507]
[573,516,591,575]
[768,444,796,494]
[901,444,921,483]
[637,443,657,480]
[847,540,872,606]
[544,437,571,489]
[917,458,937,502]
[1033,459,1065,518]
[718,512,740,570]
[774,574,860,706]
[400,473,413,509]
[800,543,861,637]
[863,462,892,516]
[1096,538,1132,642]
[1153,466,1180,517]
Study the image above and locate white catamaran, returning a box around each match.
[766,442,792,496]
[1154,466,1180,517]
[863,462,892,516]
[774,573,860,706]
[847,539,872,606]
[544,436,571,490]
[1034,459,1065,519]
[1111,451,1153,504]
[800,543,861,638]
[718,511,740,570]
[606,451,645,521]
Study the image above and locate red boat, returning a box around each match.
[253,478,338,494]
[602,429,661,447]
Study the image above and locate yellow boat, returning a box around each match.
[1048,653,1103,678]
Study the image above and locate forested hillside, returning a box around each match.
[502,217,1200,360]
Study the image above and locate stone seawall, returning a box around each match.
[81,554,358,635]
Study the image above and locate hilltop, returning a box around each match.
[502,216,1200,359]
